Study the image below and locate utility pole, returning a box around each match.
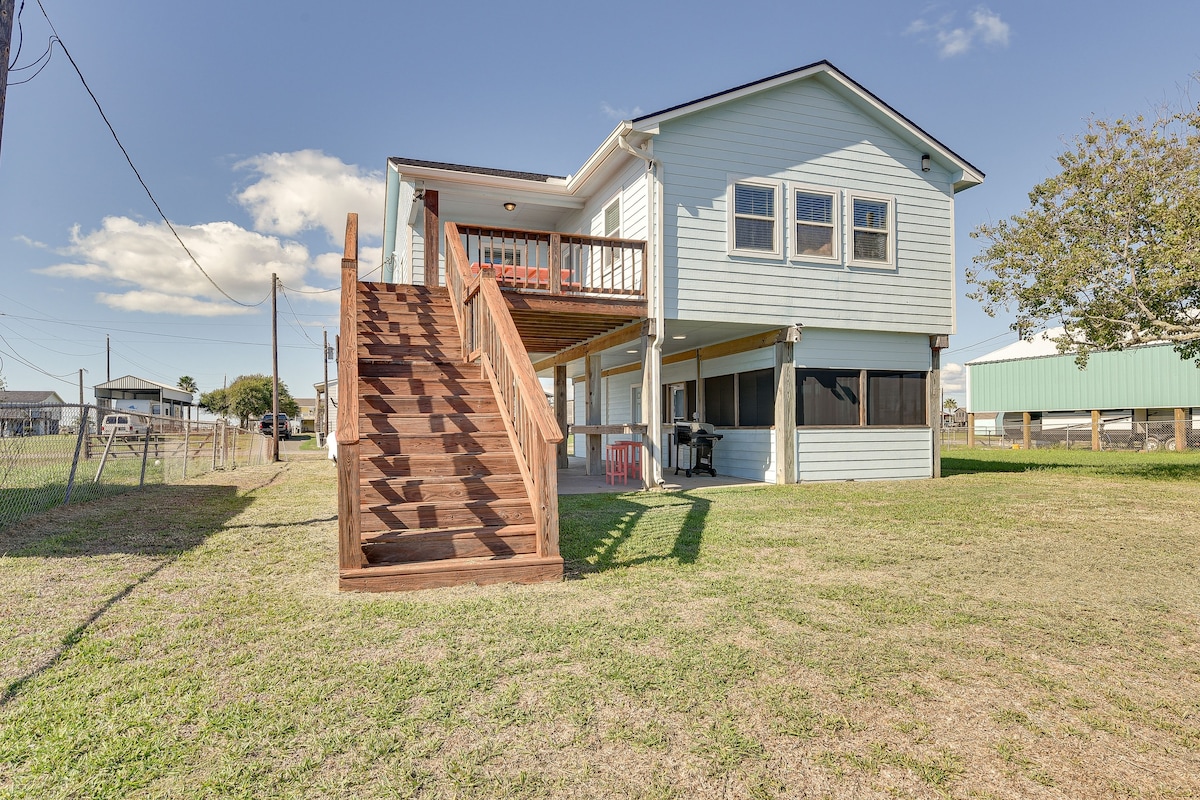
[106,335,111,381]
[78,368,84,406]
[0,0,15,165]
[322,329,330,447]
[271,273,280,462]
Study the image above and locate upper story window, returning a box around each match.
[728,178,782,257]
[791,186,840,262]
[604,198,621,238]
[849,194,895,268]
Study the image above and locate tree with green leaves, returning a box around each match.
[943,398,958,413]
[968,96,1200,364]
[198,374,298,428]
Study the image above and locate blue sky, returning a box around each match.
[1,0,1198,407]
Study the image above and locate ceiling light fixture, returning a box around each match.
[503,202,517,211]
[671,335,687,340]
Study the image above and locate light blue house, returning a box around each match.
[380,61,983,484]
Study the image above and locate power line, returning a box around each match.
[278,286,321,346]
[32,0,270,309]
[0,331,77,386]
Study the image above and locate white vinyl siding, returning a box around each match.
[795,329,930,372]
[654,76,955,333]
[728,177,781,257]
[796,428,932,481]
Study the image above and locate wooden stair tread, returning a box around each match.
[341,553,560,578]
[362,522,536,541]
[341,280,560,592]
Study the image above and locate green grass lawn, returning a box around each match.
[1,449,1198,799]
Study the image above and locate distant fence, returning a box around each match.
[941,420,1194,452]
[0,403,270,528]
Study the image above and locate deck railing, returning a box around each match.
[455,224,646,298]
[336,213,363,570]
[446,221,563,559]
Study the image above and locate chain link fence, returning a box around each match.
[0,403,271,529]
[942,419,1196,451]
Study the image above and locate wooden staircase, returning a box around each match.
[339,282,564,591]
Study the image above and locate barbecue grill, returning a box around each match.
[674,422,724,477]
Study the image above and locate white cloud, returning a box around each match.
[942,362,966,393]
[972,8,1010,46]
[906,6,1011,58]
[95,290,254,317]
[38,216,317,315]
[35,150,389,316]
[600,102,644,121]
[235,150,383,244]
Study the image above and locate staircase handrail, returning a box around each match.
[336,213,362,570]
[446,221,563,558]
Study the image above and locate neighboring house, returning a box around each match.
[0,390,66,436]
[294,397,318,433]
[95,375,194,418]
[313,379,338,453]
[344,60,983,590]
[966,329,1200,450]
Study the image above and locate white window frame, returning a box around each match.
[603,197,621,239]
[847,192,896,269]
[630,385,642,425]
[788,184,841,263]
[481,245,522,266]
[727,176,782,258]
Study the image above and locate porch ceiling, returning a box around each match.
[535,319,783,380]
[503,290,647,356]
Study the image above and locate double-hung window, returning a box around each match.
[848,194,895,267]
[791,186,840,262]
[728,178,781,257]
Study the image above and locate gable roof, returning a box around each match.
[389,60,984,198]
[631,60,984,192]
[0,390,65,404]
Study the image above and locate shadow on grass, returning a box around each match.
[558,491,712,576]
[0,484,252,558]
[0,483,255,707]
[942,451,1200,481]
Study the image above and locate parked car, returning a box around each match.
[100,414,149,437]
[259,413,291,439]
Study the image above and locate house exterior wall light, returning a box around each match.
[921,154,931,172]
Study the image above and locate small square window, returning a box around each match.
[849,195,895,267]
[728,179,781,257]
[791,186,840,262]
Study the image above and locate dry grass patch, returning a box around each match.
[1,450,1199,798]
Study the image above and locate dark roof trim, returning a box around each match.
[388,157,565,183]
[633,59,984,180]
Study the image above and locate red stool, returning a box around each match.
[614,440,641,481]
[605,443,629,486]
